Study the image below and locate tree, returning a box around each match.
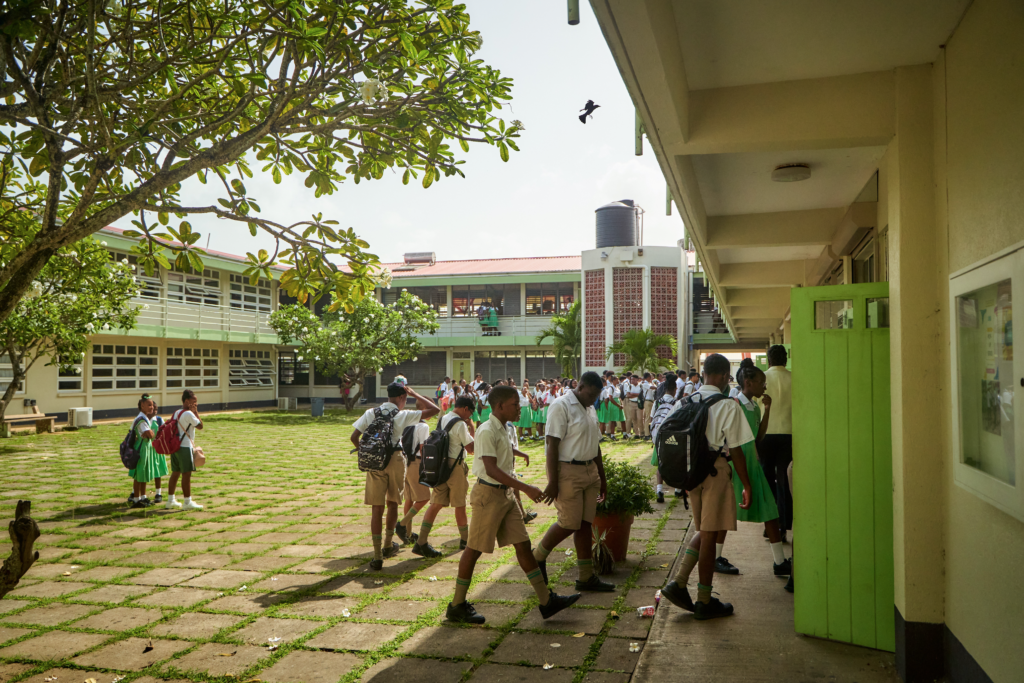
[270,290,439,410]
[535,299,581,377]
[0,0,522,327]
[0,236,139,419]
[606,329,677,375]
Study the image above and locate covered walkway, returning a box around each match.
[636,520,900,683]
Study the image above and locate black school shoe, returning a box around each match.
[784,574,794,593]
[382,541,401,559]
[394,523,411,544]
[446,601,486,624]
[540,591,581,619]
[412,542,443,558]
[661,580,694,611]
[674,489,685,497]
[773,558,792,577]
[524,511,538,523]
[714,557,740,575]
[153,494,162,504]
[575,575,615,592]
[656,491,665,504]
[369,558,384,571]
[459,539,467,550]
[693,597,734,620]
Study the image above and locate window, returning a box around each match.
[92,345,159,391]
[168,267,221,306]
[228,348,274,388]
[166,347,218,389]
[278,350,309,386]
[475,350,522,384]
[229,273,272,313]
[814,300,854,330]
[854,238,876,284]
[0,354,24,395]
[866,298,890,329]
[58,356,84,392]
[451,284,521,316]
[526,282,574,315]
[381,351,446,386]
[110,252,162,298]
[525,350,561,380]
[383,286,447,314]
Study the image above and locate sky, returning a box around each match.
[114,1,685,265]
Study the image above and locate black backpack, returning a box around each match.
[119,416,147,470]
[358,407,396,472]
[654,393,728,490]
[418,415,466,488]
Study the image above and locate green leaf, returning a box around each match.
[272,166,282,184]
[498,142,509,162]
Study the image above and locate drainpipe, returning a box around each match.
[567,0,579,25]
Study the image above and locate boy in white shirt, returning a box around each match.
[167,389,203,510]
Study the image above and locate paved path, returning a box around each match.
[634,518,901,683]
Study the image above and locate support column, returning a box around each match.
[889,64,947,683]
[783,319,792,344]
[604,265,615,369]
[642,265,651,330]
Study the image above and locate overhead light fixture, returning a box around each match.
[771,163,811,183]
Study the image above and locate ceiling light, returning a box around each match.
[771,164,811,182]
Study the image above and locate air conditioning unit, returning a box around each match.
[67,407,93,428]
[278,397,297,411]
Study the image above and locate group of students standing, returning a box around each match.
[125,389,204,510]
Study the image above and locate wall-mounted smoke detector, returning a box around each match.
[771,163,811,182]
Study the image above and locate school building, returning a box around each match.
[588,0,1023,681]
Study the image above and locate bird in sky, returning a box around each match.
[579,100,601,124]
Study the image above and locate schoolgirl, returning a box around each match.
[128,394,169,508]
[476,383,492,426]
[532,381,548,440]
[515,384,534,439]
[606,377,625,437]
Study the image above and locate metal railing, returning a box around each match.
[131,296,273,336]
[431,315,554,339]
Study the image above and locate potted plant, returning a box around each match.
[593,460,656,562]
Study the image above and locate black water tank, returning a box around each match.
[595,200,637,248]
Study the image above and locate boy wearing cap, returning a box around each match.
[445,385,580,624]
[351,382,439,570]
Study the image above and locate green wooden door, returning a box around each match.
[791,282,894,652]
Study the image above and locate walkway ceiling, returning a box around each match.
[592,0,971,344]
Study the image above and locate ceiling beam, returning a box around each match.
[705,208,847,249]
[722,287,792,308]
[734,319,783,329]
[719,260,809,287]
[671,70,895,156]
[730,305,788,320]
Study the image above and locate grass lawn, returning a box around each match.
[0,409,689,683]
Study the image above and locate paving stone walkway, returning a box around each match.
[0,410,681,683]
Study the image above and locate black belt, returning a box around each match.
[565,459,595,466]
[477,478,509,490]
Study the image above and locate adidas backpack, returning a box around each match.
[654,393,728,490]
[418,415,466,488]
[119,416,147,469]
[357,406,396,472]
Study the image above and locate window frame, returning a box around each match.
[166,347,219,389]
[229,273,272,313]
[228,348,275,388]
[91,344,160,391]
[0,354,25,396]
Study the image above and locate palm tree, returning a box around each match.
[535,300,582,377]
[606,328,678,374]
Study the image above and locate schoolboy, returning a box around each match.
[413,395,476,558]
[660,354,753,620]
[625,375,643,438]
[534,372,614,591]
[395,420,433,546]
[641,373,656,440]
[445,385,580,624]
[351,383,439,570]
[167,389,203,510]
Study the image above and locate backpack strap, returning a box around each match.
[438,414,465,463]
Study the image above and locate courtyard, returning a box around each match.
[0,411,686,683]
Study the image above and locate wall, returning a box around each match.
[940,1,1024,681]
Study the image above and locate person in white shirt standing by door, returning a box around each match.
[640,372,657,441]
[624,375,643,439]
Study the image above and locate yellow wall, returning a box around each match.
[939,1,1024,680]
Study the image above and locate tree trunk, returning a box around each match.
[0,501,40,599]
[342,368,366,412]
[0,348,24,421]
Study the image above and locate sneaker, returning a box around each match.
[394,523,411,544]
[446,601,486,624]
[656,491,665,504]
[153,494,162,504]
[714,557,740,575]
[369,558,384,571]
[382,541,401,559]
[165,498,183,509]
[412,542,443,558]
[773,558,792,577]
[539,591,581,619]
[411,532,419,544]
[660,580,694,612]
[693,596,734,620]
[538,560,548,585]
[182,499,204,511]
[784,574,794,593]
[524,511,538,523]
[459,539,467,551]
[575,575,615,592]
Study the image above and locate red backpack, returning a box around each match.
[154,409,187,455]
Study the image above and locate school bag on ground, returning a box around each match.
[654,393,728,490]
[418,416,466,488]
[358,407,395,472]
[153,410,186,455]
[119,416,147,469]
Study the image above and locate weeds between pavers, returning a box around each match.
[0,411,677,683]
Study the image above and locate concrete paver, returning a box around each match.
[306,622,406,651]
[150,611,245,638]
[472,663,576,683]
[169,642,271,676]
[490,632,597,668]
[2,603,96,626]
[74,606,165,631]
[72,636,193,670]
[230,616,320,644]
[400,625,498,658]
[362,657,473,683]
[0,630,109,660]
[258,650,363,683]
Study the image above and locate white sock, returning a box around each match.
[771,542,786,565]
[656,484,663,493]
[716,543,725,558]
[155,488,161,496]
[184,497,191,504]
[167,494,176,502]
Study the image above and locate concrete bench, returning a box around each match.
[1,414,57,438]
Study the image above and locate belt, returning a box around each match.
[564,459,595,466]
[477,478,509,490]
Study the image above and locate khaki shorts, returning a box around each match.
[554,460,601,531]
[404,459,431,503]
[171,446,196,473]
[688,455,737,532]
[364,451,406,506]
[467,482,530,554]
[430,460,470,507]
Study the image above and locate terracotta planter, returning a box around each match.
[592,512,635,562]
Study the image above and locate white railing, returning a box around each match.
[431,315,555,339]
[131,296,273,336]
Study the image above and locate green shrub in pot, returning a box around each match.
[596,460,656,519]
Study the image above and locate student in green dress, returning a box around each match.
[515,385,534,440]
[606,377,626,435]
[129,394,170,509]
[725,358,791,577]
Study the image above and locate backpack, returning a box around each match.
[418,415,466,488]
[648,395,676,440]
[119,416,147,469]
[635,384,645,410]
[654,393,728,490]
[154,410,188,455]
[357,406,396,472]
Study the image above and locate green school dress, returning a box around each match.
[516,398,534,428]
[130,416,169,483]
[597,399,608,423]
[533,404,547,425]
[606,399,625,423]
[731,397,780,523]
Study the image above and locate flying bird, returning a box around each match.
[579,100,600,124]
